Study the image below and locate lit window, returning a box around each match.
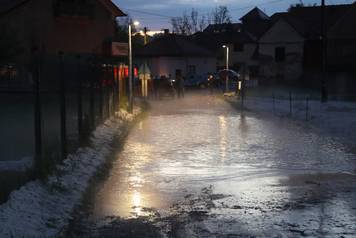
[0,64,17,81]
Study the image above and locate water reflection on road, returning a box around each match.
[92,92,356,237]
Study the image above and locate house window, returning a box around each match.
[234,43,244,52]
[0,64,17,81]
[54,0,94,18]
[187,65,196,75]
[275,47,286,62]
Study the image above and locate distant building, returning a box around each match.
[258,3,354,89]
[193,7,271,81]
[135,33,216,81]
[0,0,126,89]
[258,16,305,84]
[193,3,356,92]
[327,3,356,93]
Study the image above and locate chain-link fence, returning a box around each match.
[0,54,127,203]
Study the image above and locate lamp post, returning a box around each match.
[128,20,140,113]
[222,45,229,93]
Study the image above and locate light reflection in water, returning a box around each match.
[219,116,227,161]
[132,190,142,217]
[92,95,356,227]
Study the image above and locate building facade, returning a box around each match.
[0,0,126,89]
[135,34,216,82]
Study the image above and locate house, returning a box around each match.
[135,33,216,82]
[240,7,271,40]
[193,7,271,80]
[258,3,352,86]
[258,16,305,84]
[0,0,126,89]
[327,2,356,93]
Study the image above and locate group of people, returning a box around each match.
[150,74,185,99]
[138,73,233,99]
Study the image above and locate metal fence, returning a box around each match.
[0,53,127,202]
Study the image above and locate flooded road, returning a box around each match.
[71,92,356,237]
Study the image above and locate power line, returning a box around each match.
[125,0,298,20]
[123,0,334,27]
[198,0,291,15]
[124,8,174,19]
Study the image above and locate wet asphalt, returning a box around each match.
[66,91,356,238]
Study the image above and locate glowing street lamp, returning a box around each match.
[128,20,140,113]
[222,45,229,93]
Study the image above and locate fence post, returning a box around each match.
[59,51,67,160]
[306,97,309,121]
[241,64,246,110]
[117,63,120,110]
[76,55,83,143]
[32,49,42,174]
[272,93,275,115]
[289,91,292,116]
[99,65,104,123]
[89,61,95,130]
[106,64,110,119]
[111,63,116,116]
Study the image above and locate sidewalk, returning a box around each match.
[0,108,142,238]
[227,96,356,148]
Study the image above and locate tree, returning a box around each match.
[114,18,129,43]
[171,6,231,35]
[212,6,231,25]
[191,9,199,33]
[171,11,194,35]
[199,15,207,32]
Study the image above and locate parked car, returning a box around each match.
[184,75,209,88]
[158,76,176,99]
[217,69,241,92]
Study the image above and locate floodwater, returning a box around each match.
[71,92,356,237]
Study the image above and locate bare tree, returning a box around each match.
[191,9,199,33]
[171,11,192,35]
[171,6,231,35]
[212,6,231,25]
[199,15,207,32]
[171,17,180,34]
[182,12,192,35]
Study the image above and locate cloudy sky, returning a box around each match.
[113,0,353,30]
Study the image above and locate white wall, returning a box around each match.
[259,19,305,82]
[217,43,258,69]
[139,56,216,79]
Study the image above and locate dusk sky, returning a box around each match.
[114,0,353,30]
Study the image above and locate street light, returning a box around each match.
[128,20,140,113]
[222,45,229,93]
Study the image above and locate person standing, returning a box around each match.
[208,74,214,95]
[176,70,184,98]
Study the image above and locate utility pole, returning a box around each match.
[59,51,67,160]
[128,24,133,113]
[321,0,328,102]
[128,21,140,113]
[223,45,229,93]
[143,27,148,45]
